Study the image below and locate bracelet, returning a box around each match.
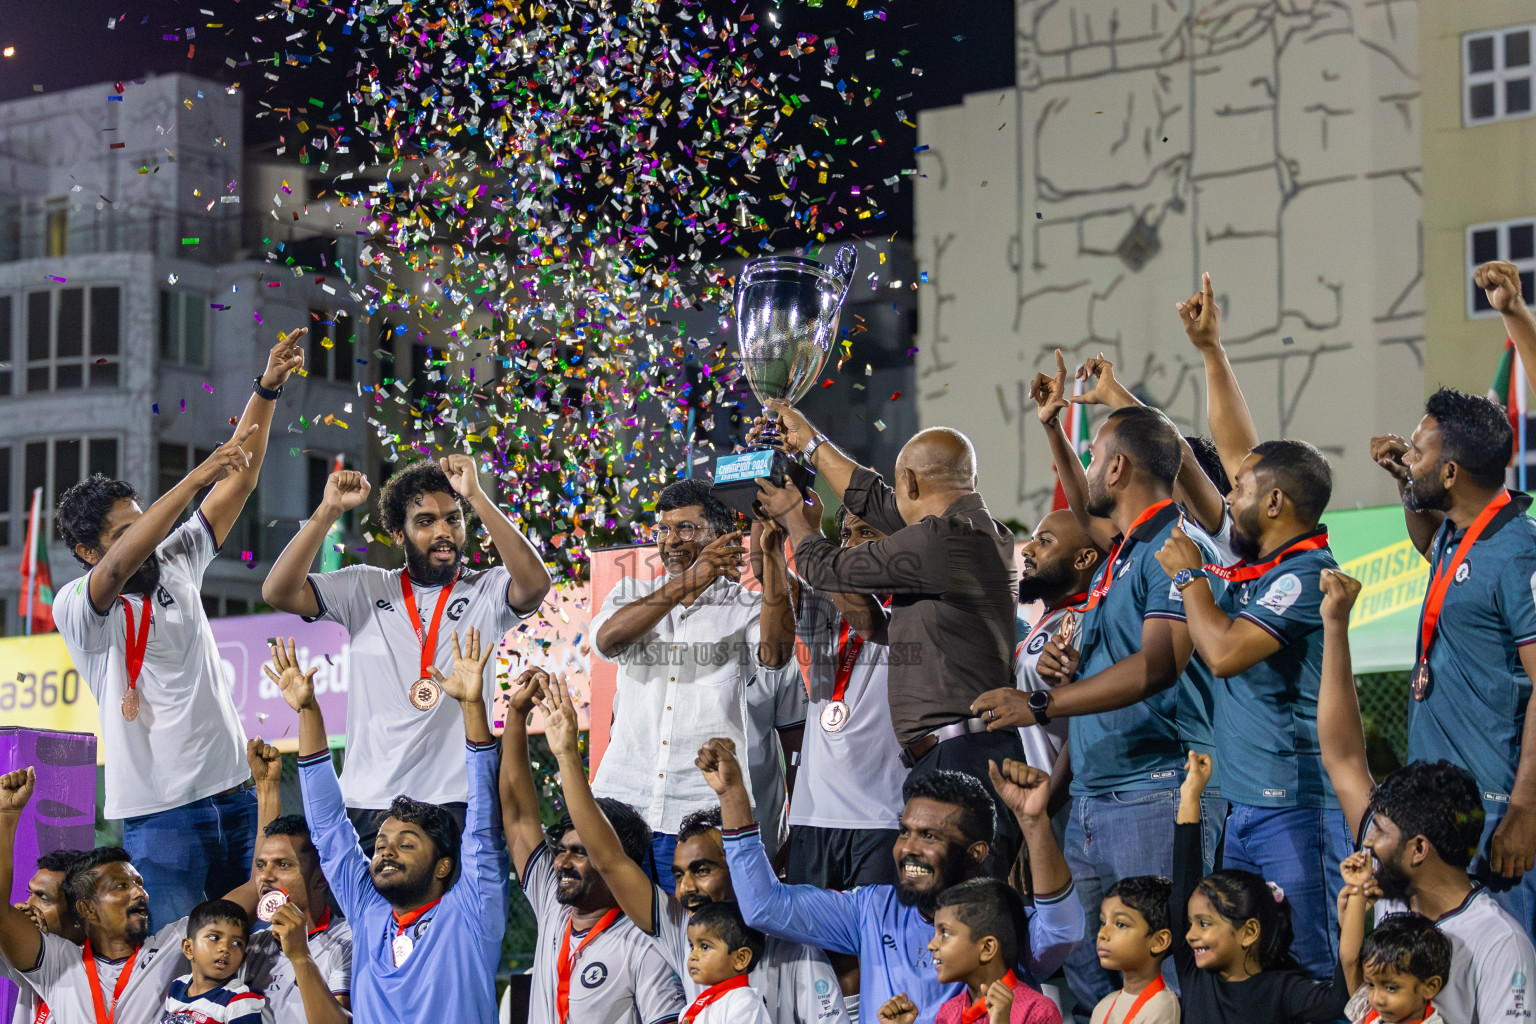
[252,376,283,400]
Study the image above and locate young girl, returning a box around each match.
[1175,753,1350,1023]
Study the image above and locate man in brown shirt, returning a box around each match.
[752,400,1025,861]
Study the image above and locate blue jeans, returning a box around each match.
[122,788,258,931]
[1472,806,1536,934]
[1221,804,1353,981]
[1062,789,1178,1016]
[1200,791,1229,876]
[647,832,679,895]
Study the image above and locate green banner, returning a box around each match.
[1323,505,1428,674]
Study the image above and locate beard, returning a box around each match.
[1403,462,1449,515]
[370,859,435,906]
[122,553,162,597]
[1084,474,1114,520]
[894,847,975,918]
[1373,851,1412,903]
[554,869,597,907]
[404,536,462,586]
[680,891,713,913]
[1018,557,1078,605]
[1229,503,1264,562]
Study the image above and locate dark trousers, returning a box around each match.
[123,787,258,931]
[786,825,901,889]
[347,802,468,858]
[907,728,1026,871]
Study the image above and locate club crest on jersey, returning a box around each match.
[580,962,609,988]
[1453,561,1471,585]
[1026,632,1049,656]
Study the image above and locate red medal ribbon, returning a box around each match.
[1102,974,1167,1024]
[399,570,460,680]
[31,1000,49,1024]
[830,619,864,705]
[1072,500,1175,614]
[1201,529,1329,582]
[1418,492,1511,666]
[392,896,442,935]
[959,971,1018,1024]
[120,596,152,695]
[1022,592,1090,650]
[83,940,139,1024]
[681,973,750,1023]
[556,907,622,1023]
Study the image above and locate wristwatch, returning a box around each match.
[1027,690,1052,725]
[1173,568,1207,591]
[801,433,827,462]
[252,376,284,400]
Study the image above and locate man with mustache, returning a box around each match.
[51,330,304,928]
[701,737,1081,1024]
[533,678,844,1024]
[262,456,551,853]
[268,629,509,1024]
[1,849,84,1024]
[1371,387,1536,932]
[0,742,284,1023]
[497,669,686,1024]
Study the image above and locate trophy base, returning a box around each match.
[710,447,816,515]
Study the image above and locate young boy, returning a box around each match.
[1090,876,1179,1024]
[681,901,771,1024]
[161,899,265,1024]
[1339,851,1449,1024]
[878,878,1063,1024]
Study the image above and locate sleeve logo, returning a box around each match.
[1256,573,1302,616]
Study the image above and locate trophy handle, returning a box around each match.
[832,244,858,308]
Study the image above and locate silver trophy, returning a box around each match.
[712,246,858,513]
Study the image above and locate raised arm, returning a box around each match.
[1032,350,1115,550]
[85,425,258,614]
[757,400,861,501]
[1476,261,1536,395]
[1337,850,1378,993]
[539,679,661,933]
[200,330,306,545]
[221,739,286,918]
[753,514,796,669]
[593,532,743,657]
[1491,644,1536,881]
[1152,530,1281,677]
[989,760,1082,978]
[498,668,552,876]
[262,471,371,618]
[269,903,352,1023]
[1369,435,1442,559]
[439,455,551,615]
[1317,571,1375,841]
[1177,273,1258,483]
[0,769,43,975]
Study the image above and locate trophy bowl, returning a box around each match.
[711,247,857,514]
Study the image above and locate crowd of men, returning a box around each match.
[2,262,1536,1023]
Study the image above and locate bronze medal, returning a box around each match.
[1056,610,1078,645]
[256,889,289,923]
[121,689,140,722]
[819,699,850,733]
[1411,661,1433,702]
[409,676,441,711]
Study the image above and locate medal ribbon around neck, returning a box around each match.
[83,940,139,1024]
[681,974,750,1023]
[1070,499,1174,614]
[400,569,461,680]
[1418,491,1510,666]
[1200,529,1329,582]
[556,907,622,1023]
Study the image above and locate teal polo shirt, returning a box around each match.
[1409,491,1536,809]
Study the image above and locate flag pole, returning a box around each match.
[1520,352,1529,492]
[23,487,40,637]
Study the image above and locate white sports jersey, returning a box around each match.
[591,576,801,838]
[652,889,847,1024]
[1384,887,1536,1024]
[745,648,807,855]
[789,586,907,830]
[691,986,773,1024]
[19,919,188,1024]
[522,847,685,1024]
[307,564,522,808]
[3,955,46,1024]
[239,912,352,1023]
[1012,604,1075,773]
[55,514,248,819]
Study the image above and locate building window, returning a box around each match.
[159,290,208,366]
[307,310,356,382]
[157,442,215,515]
[0,295,12,397]
[0,446,11,548]
[25,286,121,392]
[24,437,119,541]
[1465,23,1535,126]
[1468,218,1536,317]
[44,202,67,258]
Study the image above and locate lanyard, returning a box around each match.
[1023,592,1089,649]
[1364,1000,1433,1024]
[1104,975,1167,1024]
[959,971,1018,1024]
[399,570,460,678]
[1419,492,1511,662]
[681,973,750,1023]
[120,596,152,691]
[830,620,864,704]
[1072,500,1174,614]
[83,940,139,1024]
[392,896,442,935]
[31,1001,49,1024]
[556,908,622,1023]
[1201,530,1329,582]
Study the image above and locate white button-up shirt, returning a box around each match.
[591,574,803,842]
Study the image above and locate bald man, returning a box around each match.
[754,404,1027,864]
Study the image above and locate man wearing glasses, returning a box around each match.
[591,479,804,892]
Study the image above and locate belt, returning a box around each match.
[900,718,991,769]
[216,781,254,798]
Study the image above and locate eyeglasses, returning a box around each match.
[652,522,700,542]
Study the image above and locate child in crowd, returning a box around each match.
[161,899,265,1024]
[1338,854,1448,1024]
[682,901,771,1024]
[878,878,1062,1024]
[1174,753,1350,1023]
[1091,876,1179,1024]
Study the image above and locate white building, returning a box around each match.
[916,0,1425,523]
[0,73,374,632]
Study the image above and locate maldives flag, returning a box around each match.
[1489,337,1526,467]
[1051,377,1092,511]
[20,486,55,635]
